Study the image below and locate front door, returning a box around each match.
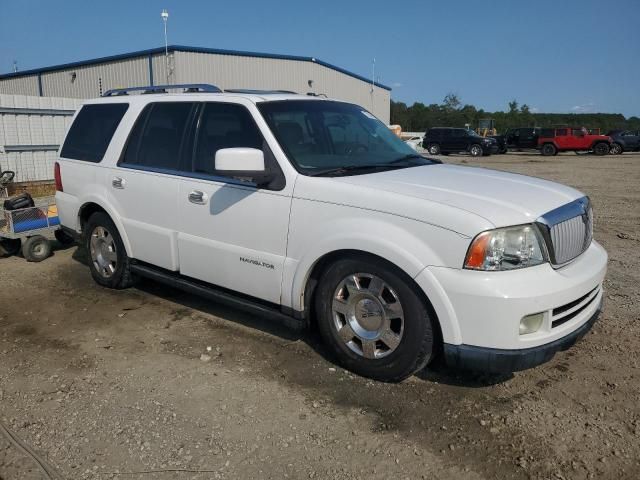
[176,102,291,304]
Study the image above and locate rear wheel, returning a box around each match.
[609,143,623,155]
[427,144,441,155]
[593,142,610,156]
[85,212,135,289]
[22,235,51,262]
[0,238,21,257]
[469,144,483,157]
[315,257,436,382]
[541,143,557,156]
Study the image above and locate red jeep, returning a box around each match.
[537,127,611,156]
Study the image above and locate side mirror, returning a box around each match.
[215,148,274,186]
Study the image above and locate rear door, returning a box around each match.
[449,129,467,152]
[110,101,197,271]
[554,128,570,149]
[519,128,537,149]
[176,101,291,304]
[622,130,640,149]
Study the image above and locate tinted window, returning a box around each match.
[540,128,554,137]
[556,129,568,136]
[193,103,263,175]
[122,102,195,170]
[61,103,128,162]
[451,129,466,137]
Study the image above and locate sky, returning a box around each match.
[1,0,639,117]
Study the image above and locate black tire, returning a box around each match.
[499,147,508,154]
[22,235,51,262]
[541,143,557,156]
[54,228,76,246]
[593,142,610,156]
[469,144,483,157]
[314,257,436,382]
[610,143,623,155]
[0,238,22,257]
[427,143,441,155]
[85,212,135,289]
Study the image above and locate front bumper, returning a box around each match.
[413,241,607,371]
[443,302,601,373]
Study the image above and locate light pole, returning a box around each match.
[161,9,169,84]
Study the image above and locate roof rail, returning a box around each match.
[102,83,221,97]
[224,89,298,95]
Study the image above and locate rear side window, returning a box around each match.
[122,102,196,171]
[556,129,568,136]
[61,103,128,162]
[193,103,263,175]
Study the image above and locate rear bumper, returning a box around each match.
[443,303,601,373]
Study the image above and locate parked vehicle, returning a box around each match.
[0,193,74,260]
[537,127,611,156]
[422,127,498,156]
[404,136,423,151]
[55,84,607,381]
[499,127,541,151]
[606,130,640,154]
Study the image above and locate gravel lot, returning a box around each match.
[1,152,639,480]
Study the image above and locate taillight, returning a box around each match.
[54,162,63,192]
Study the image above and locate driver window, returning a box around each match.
[193,103,264,176]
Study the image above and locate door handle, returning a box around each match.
[188,190,208,205]
[112,177,125,189]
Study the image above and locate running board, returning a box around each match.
[130,263,305,331]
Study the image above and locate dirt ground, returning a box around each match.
[1,152,639,480]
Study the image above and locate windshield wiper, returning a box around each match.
[309,164,392,177]
[309,155,441,177]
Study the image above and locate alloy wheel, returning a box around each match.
[90,226,118,278]
[331,273,404,359]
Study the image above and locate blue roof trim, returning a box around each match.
[0,45,392,91]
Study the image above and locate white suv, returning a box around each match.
[55,84,607,382]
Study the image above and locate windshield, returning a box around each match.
[258,100,425,175]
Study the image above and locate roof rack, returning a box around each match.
[102,83,221,97]
[224,89,298,95]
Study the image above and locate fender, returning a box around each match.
[282,213,469,313]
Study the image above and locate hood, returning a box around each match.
[294,164,584,236]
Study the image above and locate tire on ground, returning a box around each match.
[427,144,441,155]
[541,143,557,156]
[314,256,436,382]
[469,144,483,157]
[85,212,135,289]
[0,238,22,257]
[22,235,51,262]
[593,142,610,156]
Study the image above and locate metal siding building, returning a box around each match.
[0,46,391,123]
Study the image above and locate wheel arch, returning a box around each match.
[78,200,133,256]
[299,249,444,348]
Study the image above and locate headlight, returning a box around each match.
[464,225,547,271]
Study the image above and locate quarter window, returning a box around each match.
[122,102,196,171]
[61,103,128,162]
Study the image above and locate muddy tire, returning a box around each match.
[22,235,51,262]
[314,257,436,382]
[541,143,557,156]
[85,212,135,289]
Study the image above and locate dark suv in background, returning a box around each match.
[422,128,497,156]
[607,130,640,154]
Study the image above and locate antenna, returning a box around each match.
[161,9,170,84]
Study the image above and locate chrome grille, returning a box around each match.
[538,197,593,266]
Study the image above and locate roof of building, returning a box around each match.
[0,45,391,91]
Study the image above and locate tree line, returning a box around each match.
[391,94,640,134]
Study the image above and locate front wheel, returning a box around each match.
[85,212,135,289]
[609,143,622,155]
[593,143,610,156]
[469,144,483,157]
[427,143,441,155]
[315,257,436,382]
